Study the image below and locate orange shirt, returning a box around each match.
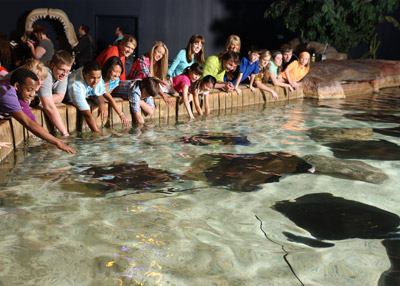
[95,46,127,80]
[281,60,309,82]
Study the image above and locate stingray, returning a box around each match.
[373,126,400,138]
[185,151,314,192]
[324,139,400,160]
[273,193,400,248]
[72,162,188,193]
[180,132,251,146]
[344,112,400,124]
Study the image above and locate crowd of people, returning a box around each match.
[0,25,311,154]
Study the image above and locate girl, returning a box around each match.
[128,41,173,107]
[281,51,311,89]
[96,34,137,80]
[101,56,130,127]
[128,77,160,125]
[268,51,293,93]
[253,50,278,99]
[171,63,203,120]
[192,75,216,116]
[167,34,205,78]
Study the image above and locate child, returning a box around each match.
[0,68,76,154]
[128,41,173,107]
[233,45,261,95]
[253,50,278,99]
[192,75,216,116]
[171,63,203,120]
[167,34,205,78]
[269,51,294,93]
[101,56,130,127]
[281,51,311,90]
[128,77,160,125]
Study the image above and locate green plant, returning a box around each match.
[265,0,399,54]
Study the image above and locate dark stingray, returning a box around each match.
[344,112,400,124]
[324,139,400,160]
[185,152,314,192]
[373,126,400,138]
[72,162,188,192]
[379,239,400,286]
[273,193,400,248]
[180,132,251,146]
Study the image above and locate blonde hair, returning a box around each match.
[224,34,241,52]
[120,34,137,49]
[299,51,311,70]
[147,41,168,81]
[51,50,74,67]
[23,58,48,79]
[259,49,271,82]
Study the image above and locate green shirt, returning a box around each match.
[202,56,225,82]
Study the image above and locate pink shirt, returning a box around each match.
[172,74,191,93]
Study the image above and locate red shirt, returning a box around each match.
[95,46,127,80]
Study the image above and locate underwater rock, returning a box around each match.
[180,132,251,146]
[273,193,400,247]
[324,139,400,160]
[185,152,313,192]
[307,127,373,142]
[73,162,187,192]
[379,239,400,286]
[344,112,400,124]
[301,154,388,184]
[373,126,400,138]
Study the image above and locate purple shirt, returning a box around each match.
[0,85,36,122]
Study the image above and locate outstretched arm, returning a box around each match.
[103,92,130,127]
[80,109,101,133]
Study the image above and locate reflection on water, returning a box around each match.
[0,88,400,285]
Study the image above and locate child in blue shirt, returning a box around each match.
[233,46,261,95]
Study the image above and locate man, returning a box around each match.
[202,51,240,92]
[73,24,94,68]
[0,68,76,154]
[113,27,125,46]
[66,61,107,134]
[281,43,298,71]
[38,50,73,136]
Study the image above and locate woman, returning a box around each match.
[96,34,137,80]
[101,56,130,127]
[167,34,205,78]
[27,25,54,62]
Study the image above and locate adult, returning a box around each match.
[113,27,125,46]
[202,51,240,92]
[73,24,94,68]
[219,34,241,56]
[0,38,16,72]
[280,43,298,71]
[167,34,205,78]
[38,50,74,136]
[66,61,107,134]
[26,25,54,62]
[0,68,76,154]
[96,35,136,80]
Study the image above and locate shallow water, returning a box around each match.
[1,88,400,286]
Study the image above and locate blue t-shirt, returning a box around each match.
[232,57,259,85]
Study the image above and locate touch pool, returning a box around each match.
[1,88,400,286]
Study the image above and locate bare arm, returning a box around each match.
[192,89,203,115]
[10,110,77,154]
[40,96,69,136]
[80,109,101,133]
[269,72,293,92]
[249,74,256,92]
[181,85,195,120]
[103,92,130,127]
[234,72,243,95]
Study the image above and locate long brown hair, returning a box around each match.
[186,34,205,64]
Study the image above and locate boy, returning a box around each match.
[0,68,76,154]
[281,44,298,71]
[38,50,74,136]
[66,61,107,134]
[233,46,261,95]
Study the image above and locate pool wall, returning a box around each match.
[1,58,400,163]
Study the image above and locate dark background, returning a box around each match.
[1,0,399,60]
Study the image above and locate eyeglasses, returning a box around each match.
[55,65,71,75]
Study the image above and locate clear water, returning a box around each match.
[1,89,400,286]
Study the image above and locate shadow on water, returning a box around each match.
[179,132,251,146]
[186,151,313,192]
[379,239,400,286]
